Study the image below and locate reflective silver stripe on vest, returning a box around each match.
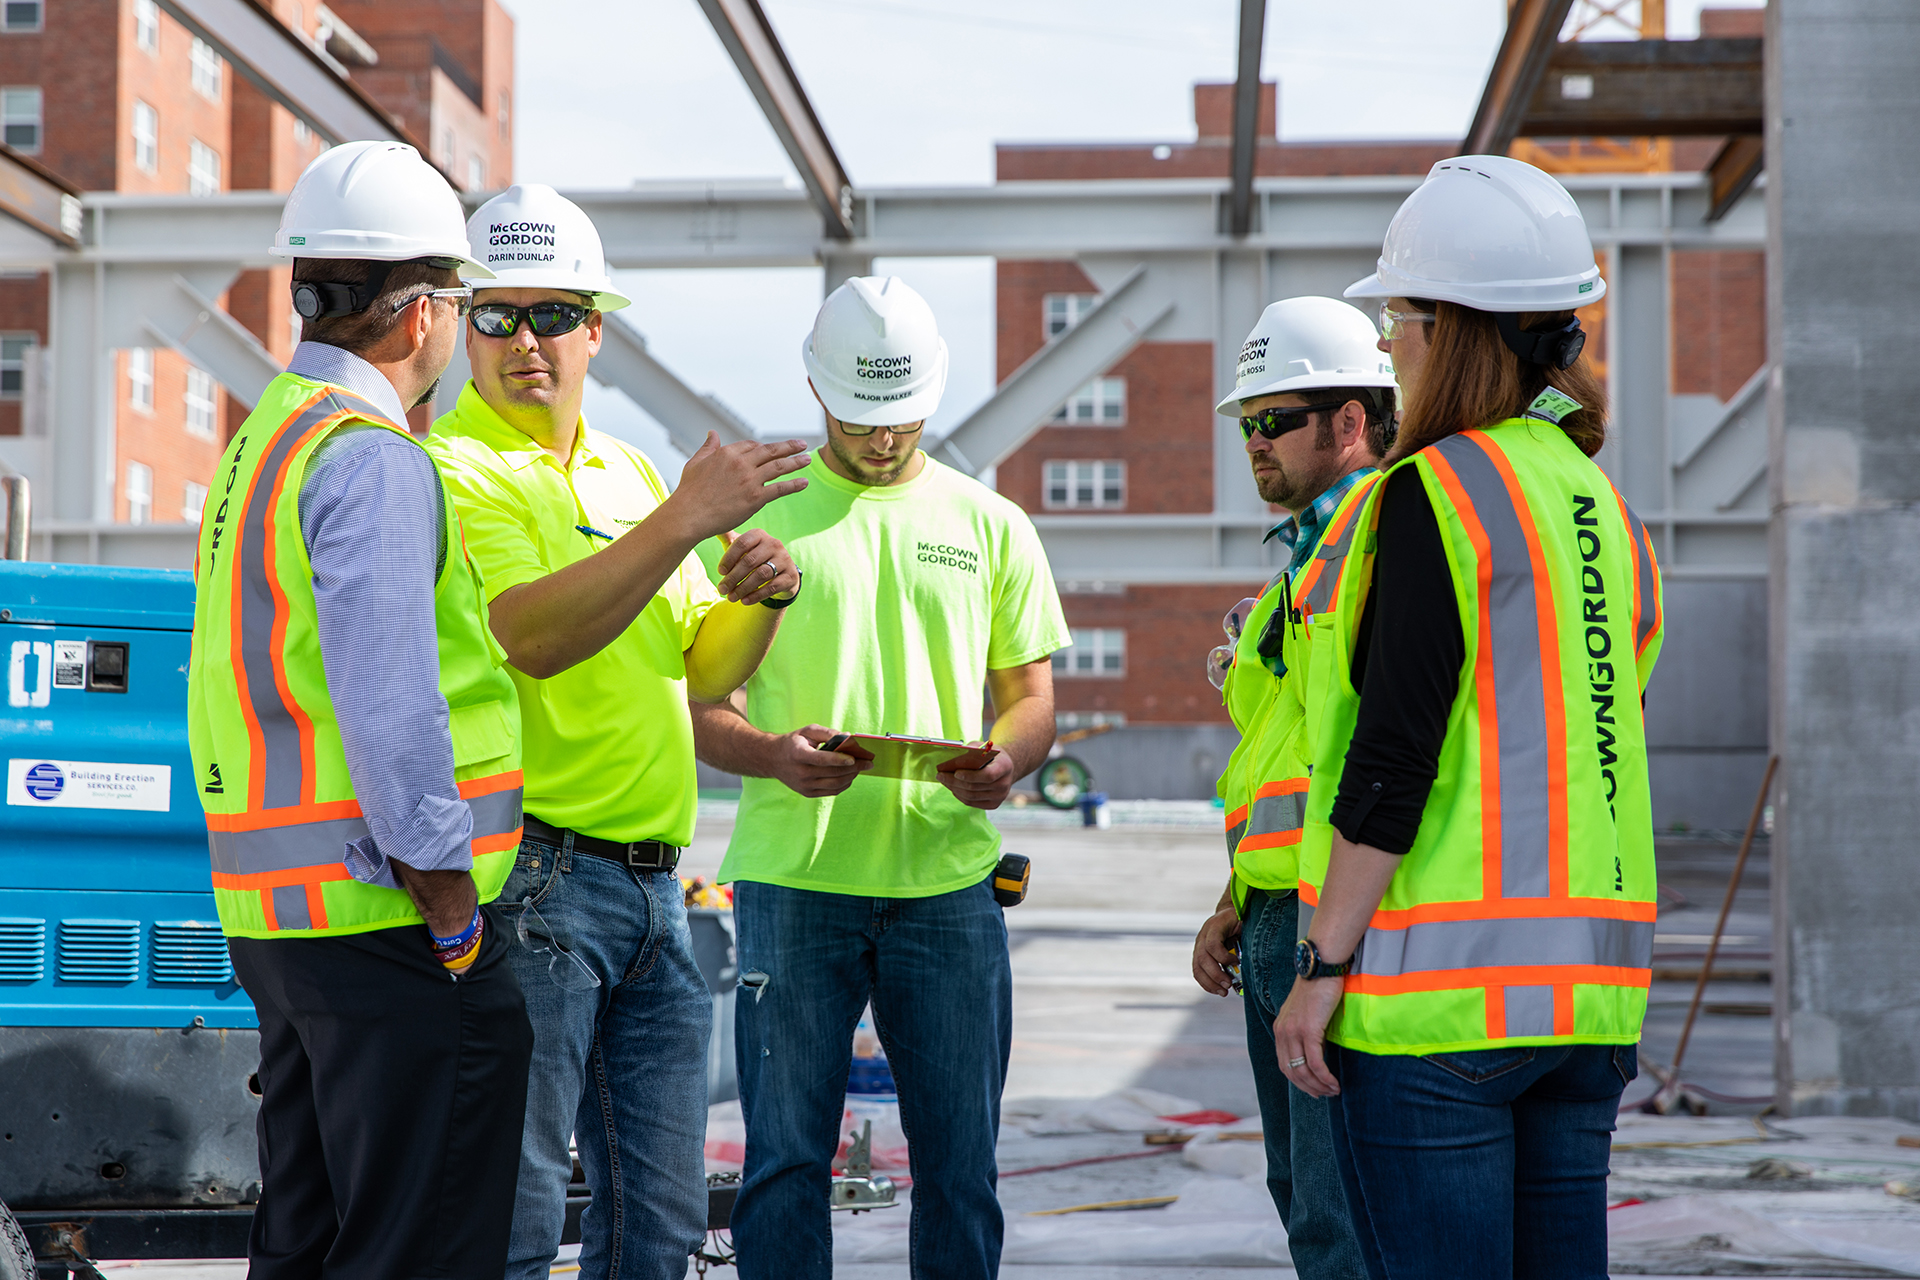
[1431,433,1554,899]
[1247,787,1307,841]
[1618,496,1659,658]
[236,391,410,813]
[1503,985,1555,1037]
[208,785,524,876]
[1298,494,1370,618]
[272,884,312,931]
[1352,914,1653,977]
[1225,819,1248,860]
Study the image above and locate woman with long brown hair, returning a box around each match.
[1270,156,1665,1279]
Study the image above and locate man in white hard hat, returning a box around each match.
[424,184,811,1280]
[1189,296,1396,1279]
[688,276,1070,1280]
[187,140,533,1279]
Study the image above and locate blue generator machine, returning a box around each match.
[0,559,261,1274]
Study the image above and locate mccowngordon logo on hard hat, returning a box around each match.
[855,355,914,382]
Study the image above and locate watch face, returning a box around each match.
[1293,939,1315,979]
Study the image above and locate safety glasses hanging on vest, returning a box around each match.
[1207,596,1264,691]
[469,300,593,339]
[1238,401,1348,442]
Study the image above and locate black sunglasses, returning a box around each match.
[1238,401,1348,441]
[470,301,593,339]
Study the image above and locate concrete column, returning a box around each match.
[1768,0,1920,1117]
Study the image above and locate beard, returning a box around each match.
[1252,419,1338,508]
[412,376,441,410]
[826,430,916,486]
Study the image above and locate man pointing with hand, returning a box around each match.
[426,184,808,1280]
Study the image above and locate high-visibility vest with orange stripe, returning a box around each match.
[1298,419,1663,1055]
[186,373,524,940]
[1216,473,1381,913]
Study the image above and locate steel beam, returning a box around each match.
[931,264,1176,476]
[590,316,756,454]
[1522,38,1763,137]
[158,0,407,146]
[1464,0,1577,154]
[695,0,856,239]
[1226,0,1267,238]
[135,274,282,409]
[0,145,80,248]
[1706,134,1765,224]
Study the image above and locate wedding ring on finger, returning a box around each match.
[1287,1056,1308,1069]
[762,560,777,579]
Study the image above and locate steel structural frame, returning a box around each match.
[3,172,1767,576]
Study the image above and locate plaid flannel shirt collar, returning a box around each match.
[1264,466,1377,578]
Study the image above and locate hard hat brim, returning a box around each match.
[1215,368,1399,416]
[1344,267,1607,312]
[271,237,496,280]
[466,270,631,312]
[802,336,949,428]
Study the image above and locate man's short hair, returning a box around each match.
[291,258,460,355]
[1315,385,1398,458]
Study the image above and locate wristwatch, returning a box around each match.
[761,568,803,610]
[1293,938,1353,981]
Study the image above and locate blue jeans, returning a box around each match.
[1327,1040,1637,1280]
[729,878,1012,1280]
[498,838,713,1280]
[1239,890,1365,1280]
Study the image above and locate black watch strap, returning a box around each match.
[760,568,802,609]
[1296,938,1353,980]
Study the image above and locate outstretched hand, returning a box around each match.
[671,433,811,538]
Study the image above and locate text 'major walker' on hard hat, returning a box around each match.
[802,276,950,428]
[271,140,490,275]
[1343,154,1605,314]
[1215,296,1399,417]
[462,184,632,313]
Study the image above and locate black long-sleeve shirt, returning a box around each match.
[1329,465,1465,854]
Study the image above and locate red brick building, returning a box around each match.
[997,51,1765,735]
[0,0,512,524]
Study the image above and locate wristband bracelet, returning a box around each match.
[438,915,485,971]
[430,905,483,952]
[761,568,802,609]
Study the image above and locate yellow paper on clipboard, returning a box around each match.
[823,733,999,784]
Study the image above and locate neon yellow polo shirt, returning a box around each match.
[426,382,718,845]
[699,451,1070,897]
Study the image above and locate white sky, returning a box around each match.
[494,0,1755,476]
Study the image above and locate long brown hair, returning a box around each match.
[1390,300,1607,462]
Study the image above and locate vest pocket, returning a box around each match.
[449,700,514,767]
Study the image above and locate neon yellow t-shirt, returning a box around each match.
[705,451,1069,897]
[426,382,718,845]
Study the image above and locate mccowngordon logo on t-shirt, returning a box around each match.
[916,541,978,575]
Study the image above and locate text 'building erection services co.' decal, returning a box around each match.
[6,759,172,812]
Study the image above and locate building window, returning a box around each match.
[188,139,220,196]
[189,37,223,101]
[467,154,483,191]
[0,333,31,398]
[127,346,153,411]
[1044,292,1098,338]
[1057,710,1127,730]
[1043,459,1125,510]
[125,461,152,525]
[132,100,158,172]
[1051,376,1126,425]
[182,480,208,523]
[1051,628,1126,678]
[1,0,41,32]
[497,89,510,141]
[134,0,158,51]
[1,86,39,153]
[184,366,217,438]
[440,127,453,166]
[292,116,310,145]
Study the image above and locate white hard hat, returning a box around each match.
[271,141,492,276]
[1345,155,1604,313]
[463,184,631,312]
[1215,296,1397,416]
[801,276,949,427]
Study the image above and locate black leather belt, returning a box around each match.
[522,815,681,872]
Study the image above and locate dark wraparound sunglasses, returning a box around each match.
[470,301,593,339]
[1238,401,1348,441]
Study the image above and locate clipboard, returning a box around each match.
[820,733,1000,783]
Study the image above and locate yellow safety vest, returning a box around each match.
[1217,473,1381,912]
[187,374,524,940]
[1298,419,1664,1054]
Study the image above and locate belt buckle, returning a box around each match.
[624,841,672,871]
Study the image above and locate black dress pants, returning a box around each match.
[229,906,534,1280]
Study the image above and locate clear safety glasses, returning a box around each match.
[1378,305,1436,342]
[470,300,593,339]
[513,895,601,990]
[392,286,473,317]
[836,419,925,439]
[1207,596,1263,692]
